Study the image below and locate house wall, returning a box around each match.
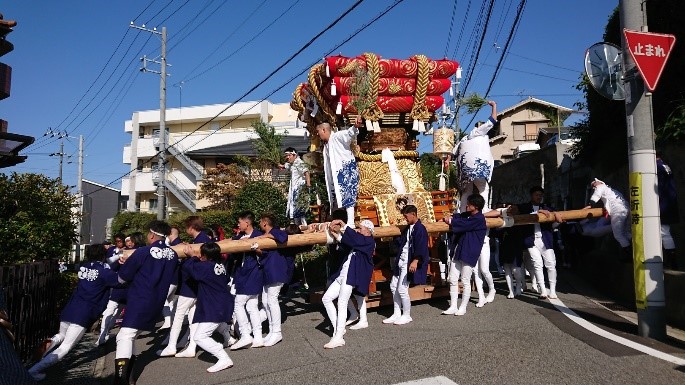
[490,107,551,162]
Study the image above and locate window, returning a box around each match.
[149,198,158,210]
[137,160,144,172]
[512,122,548,141]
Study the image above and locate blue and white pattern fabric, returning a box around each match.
[323,125,359,210]
[453,117,497,188]
[286,157,309,219]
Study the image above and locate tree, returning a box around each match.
[251,119,284,167]
[110,211,157,238]
[0,173,78,265]
[231,181,288,227]
[197,163,248,210]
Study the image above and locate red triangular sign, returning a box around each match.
[624,29,676,92]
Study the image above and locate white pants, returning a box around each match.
[448,259,474,309]
[528,238,556,294]
[503,263,524,294]
[460,178,490,212]
[390,262,410,317]
[162,284,178,325]
[661,224,675,250]
[292,216,308,226]
[163,295,196,350]
[99,300,121,342]
[29,322,86,376]
[194,322,230,361]
[262,283,284,334]
[610,210,631,248]
[48,321,86,360]
[235,294,261,338]
[473,238,495,301]
[322,277,353,337]
[116,327,141,359]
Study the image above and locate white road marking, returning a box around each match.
[549,297,685,366]
[392,376,458,385]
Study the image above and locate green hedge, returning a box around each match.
[230,181,288,228]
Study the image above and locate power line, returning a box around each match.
[180,0,302,85]
[451,0,472,60]
[460,0,495,96]
[167,0,230,54]
[483,0,527,98]
[479,63,578,83]
[145,0,174,25]
[464,0,528,129]
[507,51,579,73]
[83,0,406,198]
[158,0,192,25]
[443,0,459,57]
[177,0,270,83]
[25,0,160,151]
[28,33,155,154]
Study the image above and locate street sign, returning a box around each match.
[623,29,676,92]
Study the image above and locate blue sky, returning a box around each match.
[2,0,617,191]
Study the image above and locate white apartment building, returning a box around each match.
[121,101,307,213]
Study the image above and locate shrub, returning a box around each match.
[230,181,288,227]
[110,211,156,238]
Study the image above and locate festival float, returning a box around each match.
[287,53,463,306]
[160,54,605,308]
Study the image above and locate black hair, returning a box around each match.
[200,242,223,263]
[529,185,544,195]
[467,194,485,211]
[329,208,348,222]
[148,220,172,238]
[401,204,418,215]
[85,243,106,262]
[113,233,125,243]
[129,232,146,248]
[285,224,311,255]
[285,223,302,235]
[237,211,255,225]
[284,147,297,154]
[204,227,216,240]
[260,213,278,228]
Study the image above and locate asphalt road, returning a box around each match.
[95,271,685,385]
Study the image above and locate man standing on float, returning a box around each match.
[316,118,361,228]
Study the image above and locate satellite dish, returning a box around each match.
[584,42,625,100]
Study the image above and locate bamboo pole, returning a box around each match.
[162,208,603,257]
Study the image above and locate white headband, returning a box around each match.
[149,229,166,237]
[284,151,297,156]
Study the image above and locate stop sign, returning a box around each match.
[623,29,677,92]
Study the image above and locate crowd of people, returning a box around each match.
[25,102,680,384]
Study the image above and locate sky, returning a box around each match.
[2,0,618,192]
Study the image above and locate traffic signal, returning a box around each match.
[0,13,34,168]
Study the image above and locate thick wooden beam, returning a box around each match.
[166,208,603,257]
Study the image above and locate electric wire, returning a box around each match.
[25,0,160,151]
[443,0,459,57]
[176,0,270,84]
[179,0,301,85]
[82,0,405,198]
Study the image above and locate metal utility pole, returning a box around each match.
[619,0,666,340]
[57,140,64,182]
[131,23,168,220]
[77,135,83,197]
[75,134,84,263]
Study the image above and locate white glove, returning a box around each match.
[498,207,514,228]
